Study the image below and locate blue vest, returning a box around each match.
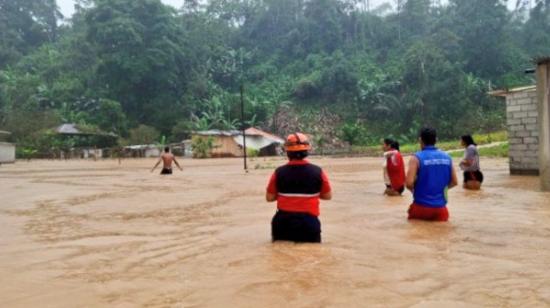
[413,146,452,208]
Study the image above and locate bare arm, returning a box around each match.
[151,157,162,172]
[266,192,277,202]
[173,156,183,171]
[406,156,419,192]
[320,191,332,200]
[448,164,458,189]
[460,158,473,167]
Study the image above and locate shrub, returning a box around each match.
[246,148,259,158]
[192,136,214,158]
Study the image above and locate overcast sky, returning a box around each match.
[57,0,517,19]
[57,0,185,17]
[56,0,403,17]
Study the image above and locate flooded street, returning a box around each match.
[1,157,550,307]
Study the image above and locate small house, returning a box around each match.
[191,128,284,157]
[124,145,161,158]
[489,86,539,175]
[0,131,15,164]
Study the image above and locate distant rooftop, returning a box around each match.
[488,85,536,97]
[55,123,117,137]
[193,128,283,142]
[193,130,242,137]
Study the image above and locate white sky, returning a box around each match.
[57,0,518,19]
[57,0,185,18]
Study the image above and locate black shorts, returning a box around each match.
[464,171,483,183]
[386,185,405,194]
[161,168,173,175]
[271,210,321,243]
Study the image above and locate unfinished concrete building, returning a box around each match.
[490,86,539,175]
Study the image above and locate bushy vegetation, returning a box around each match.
[191,136,215,159]
[1,0,549,156]
[353,131,508,156]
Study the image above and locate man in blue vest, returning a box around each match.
[406,127,458,221]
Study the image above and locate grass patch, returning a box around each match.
[350,131,507,156]
[450,142,509,158]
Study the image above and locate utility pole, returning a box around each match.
[240,84,248,172]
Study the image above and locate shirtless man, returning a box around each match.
[151,147,183,174]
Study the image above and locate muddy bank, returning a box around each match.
[1,157,549,307]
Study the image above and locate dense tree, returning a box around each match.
[0,0,61,68]
[1,0,548,153]
[523,0,550,57]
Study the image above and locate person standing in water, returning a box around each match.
[382,138,406,196]
[265,133,332,243]
[406,127,458,222]
[151,147,183,175]
[459,135,483,190]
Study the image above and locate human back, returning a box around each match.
[414,146,453,207]
[459,135,483,190]
[265,132,332,243]
[161,152,174,169]
[274,161,324,216]
[150,147,183,174]
[406,127,457,222]
[382,139,406,196]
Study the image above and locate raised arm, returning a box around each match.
[406,156,419,192]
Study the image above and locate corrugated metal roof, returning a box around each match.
[488,85,536,97]
[124,144,158,150]
[193,128,284,142]
[233,135,282,150]
[245,127,284,143]
[55,123,81,134]
[193,130,241,136]
[54,123,117,137]
[0,130,11,135]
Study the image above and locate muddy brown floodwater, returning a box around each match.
[1,157,550,307]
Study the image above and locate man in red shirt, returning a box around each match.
[266,133,332,243]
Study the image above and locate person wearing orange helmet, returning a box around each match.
[265,133,332,243]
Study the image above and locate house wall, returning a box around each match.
[82,149,103,159]
[506,89,539,175]
[0,142,16,163]
[538,61,550,190]
[211,136,242,157]
[144,148,161,158]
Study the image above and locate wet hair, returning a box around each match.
[164,146,170,153]
[391,141,400,151]
[461,135,477,146]
[419,127,437,146]
[287,150,309,160]
[384,138,400,151]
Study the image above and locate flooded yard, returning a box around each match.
[1,157,549,307]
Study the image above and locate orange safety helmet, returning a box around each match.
[285,132,312,152]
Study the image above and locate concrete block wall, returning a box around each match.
[0,142,16,163]
[506,89,539,175]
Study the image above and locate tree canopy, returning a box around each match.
[1,0,548,153]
